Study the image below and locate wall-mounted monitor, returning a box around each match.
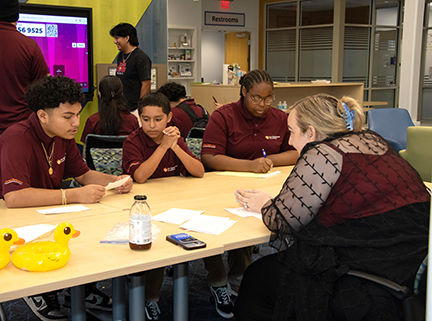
[18,4,94,102]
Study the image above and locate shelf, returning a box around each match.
[168,47,194,50]
[168,60,195,63]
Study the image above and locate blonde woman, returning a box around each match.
[234,94,429,321]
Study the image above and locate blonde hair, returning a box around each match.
[289,93,364,139]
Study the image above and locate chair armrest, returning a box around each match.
[346,270,412,300]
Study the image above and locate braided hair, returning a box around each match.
[239,69,274,97]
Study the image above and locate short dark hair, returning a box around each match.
[109,23,139,47]
[239,69,274,97]
[157,82,187,102]
[25,76,84,112]
[138,92,171,116]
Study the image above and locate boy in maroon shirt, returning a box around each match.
[122,92,204,182]
[0,76,133,321]
[122,92,204,318]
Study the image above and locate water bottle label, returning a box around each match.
[129,216,152,244]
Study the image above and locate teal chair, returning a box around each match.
[84,134,128,176]
[368,108,414,152]
[399,126,432,182]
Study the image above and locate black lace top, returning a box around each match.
[262,131,429,320]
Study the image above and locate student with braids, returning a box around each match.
[200,70,298,319]
[234,94,429,320]
[201,69,298,173]
[81,75,139,145]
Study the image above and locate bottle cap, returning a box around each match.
[134,195,147,201]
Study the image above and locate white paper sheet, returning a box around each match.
[152,208,204,225]
[105,175,131,190]
[14,224,56,243]
[37,205,91,214]
[179,215,237,235]
[225,207,262,220]
[216,170,281,178]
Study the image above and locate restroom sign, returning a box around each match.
[204,11,245,27]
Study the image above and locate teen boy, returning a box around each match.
[122,92,204,320]
[0,76,133,320]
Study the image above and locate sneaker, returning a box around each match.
[209,285,234,319]
[63,286,112,311]
[145,300,161,320]
[23,292,68,321]
[228,283,240,297]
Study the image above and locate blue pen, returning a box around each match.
[262,149,267,158]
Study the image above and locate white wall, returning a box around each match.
[201,0,259,71]
[167,0,260,82]
[201,30,224,82]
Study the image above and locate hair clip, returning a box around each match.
[111,91,115,98]
[341,102,355,131]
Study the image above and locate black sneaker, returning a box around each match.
[145,300,161,320]
[63,286,112,311]
[209,285,234,319]
[23,292,68,321]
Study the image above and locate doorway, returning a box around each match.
[224,31,250,72]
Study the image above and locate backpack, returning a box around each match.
[177,102,209,159]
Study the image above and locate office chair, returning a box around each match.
[368,108,414,152]
[84,134,128,176]
[347,256,427,321]
[0,304,6,321]
[399,126,432,182]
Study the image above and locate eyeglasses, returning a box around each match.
[248,93,275,105]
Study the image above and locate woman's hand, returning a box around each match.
[235,189,273,213]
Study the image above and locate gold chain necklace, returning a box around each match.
[122,47,136,63]
[41,142,55,175]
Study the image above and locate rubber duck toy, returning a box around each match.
[0,228,25,270]
[12,222,80,272]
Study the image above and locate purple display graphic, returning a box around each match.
[17,17,89,92]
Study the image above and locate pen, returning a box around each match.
[212,96,218,103]
[262,149,267,158]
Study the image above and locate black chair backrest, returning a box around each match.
[84,134,128,171]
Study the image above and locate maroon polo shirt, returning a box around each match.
[0,22,49,134]
[80,111,140,144]
[168,99,204,138]
[122,128,199,180]
[0,113,89,198]
[201,98,293,160]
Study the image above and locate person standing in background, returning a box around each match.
[110,22,152,123]
[0,0,50,134]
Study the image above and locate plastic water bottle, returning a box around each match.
[129,195,152,250]
[278,101,283,110]
[282,101,288,112]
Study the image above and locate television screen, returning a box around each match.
[18,4,94,101]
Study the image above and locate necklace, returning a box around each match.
[41,142,55,175]
[122,47,136,63]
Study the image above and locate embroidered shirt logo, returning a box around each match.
[163,165,178,173]
[57,156,66,165]
[4,178,23,185]
[265,135,280,140]
[202,143,216,148]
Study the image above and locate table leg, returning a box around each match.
[173,262,188,321]
[71,285,86,321]
[128,272,145,320]
[113,276,127,321]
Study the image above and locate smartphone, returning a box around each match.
[166,233,206,250]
